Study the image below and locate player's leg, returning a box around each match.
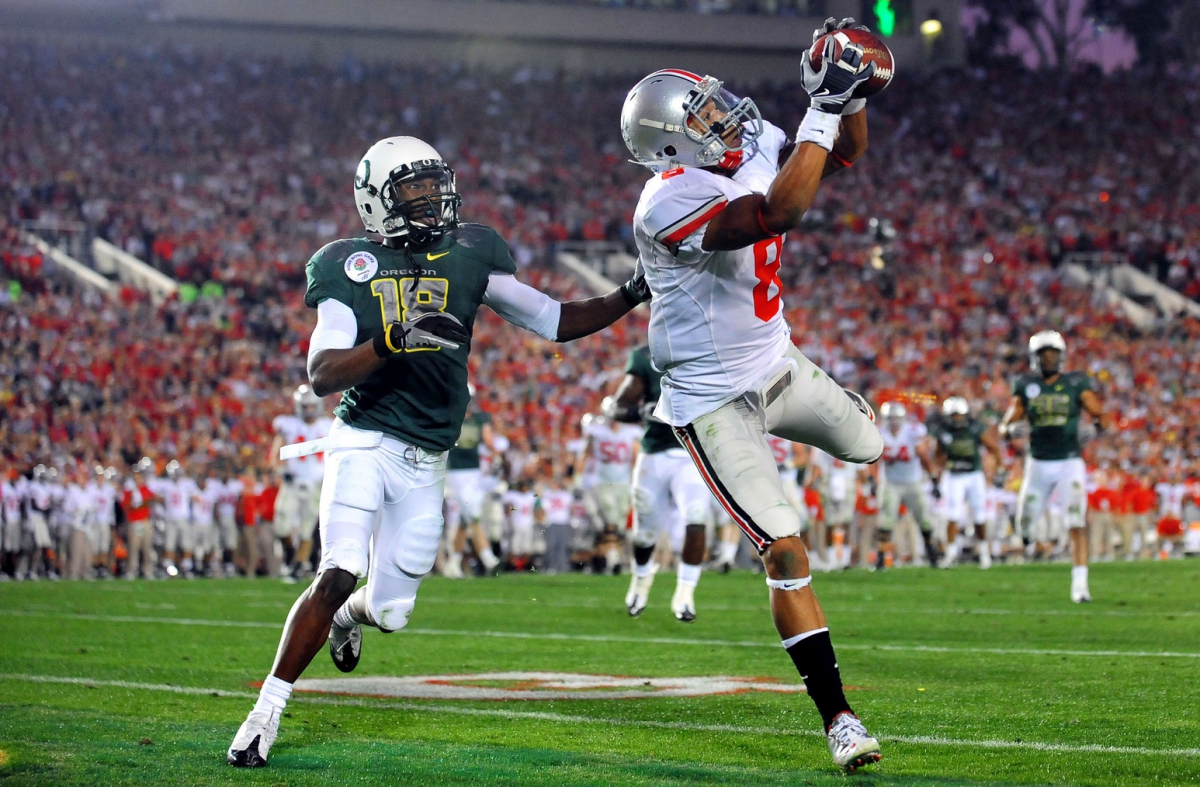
[941,473,967,568]
[676,400,880,770]
[903,483,939,568]
[627,452,666,616]
[966,472,991,569]
[440,479,464,579]
[668,456,713,622]
[228,447,377,767]
[876,483,901,570]
[1015,457,1054,558]
[293,482,320,573]
[1061,459,1091,602]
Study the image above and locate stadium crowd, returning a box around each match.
[2,43,1199,579]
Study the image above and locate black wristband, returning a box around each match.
[619,281,640,309]
[373,331,391,359]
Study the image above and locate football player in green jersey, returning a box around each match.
[228,136,649,768]
[1000,330,1108,603]
[606,345,714,622]
[930,397,1003,568]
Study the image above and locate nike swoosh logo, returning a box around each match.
[427,251,450,261]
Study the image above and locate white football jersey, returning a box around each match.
[540,489,573,526]
[27,480,54,513]
[274,415,333,482]
[504,490,537,529]
[2,478,26,522]
[585,422,642,485]
[215,479,244,520]
[1155,482,1186,518]
[880,422,927,486]
[193,480,220,524]
[163,477,198,520]
[634,121,792,426]
[92,481,118,525]
[812,449,861,503]
[766,435,796,470]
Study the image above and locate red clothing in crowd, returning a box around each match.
[121,485,154,522]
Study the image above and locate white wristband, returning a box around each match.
[796,109,841,152]
[841,98,866,117]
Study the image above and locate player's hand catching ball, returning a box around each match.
[813,17,871,116]
[802,35,876,115]
[374,311,470,356]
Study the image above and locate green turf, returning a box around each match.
[1,561,1198,785]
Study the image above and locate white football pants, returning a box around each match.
[631,448,713,549]
[674,344,882,553]
[275,480,321,540]
[879,480,931,533]
[318,419,447,633]
[944,470,987,525]
[1017,457,1087,536]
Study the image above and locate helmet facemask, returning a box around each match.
[1034,348,1063,379]
[683,77,764,170]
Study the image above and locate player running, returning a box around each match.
[931,397,1003,569]
[1001,330,1107,602]
[227,135,647,767]
[876,402,938,570]
[619,17,882,771]
[608,344,714,622]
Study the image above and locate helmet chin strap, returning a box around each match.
[716,148,744,171]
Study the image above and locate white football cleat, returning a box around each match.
[227,707,281,768]
[978,545,992,570]
[624,563,657,617]
[1071,580,1092,604]
[827,712,882,772]
[670,584,697,623]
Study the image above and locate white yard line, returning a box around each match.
[2,608,1199,659]
[1,672,1196,759]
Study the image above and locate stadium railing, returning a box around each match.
[20,230,116,295]
[91,238,179,303]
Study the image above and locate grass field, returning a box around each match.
[1,561,1198,786]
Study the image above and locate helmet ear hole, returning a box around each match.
[664,145,676,157]
[362,203,372,215]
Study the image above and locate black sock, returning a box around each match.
[633,545,655,566]
[785,629,852,730]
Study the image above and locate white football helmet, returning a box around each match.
[941,397,970,419]
[293,384,321,422]
[354,136,461,243]
[165,460,183,480]
[1028,330,1067,376]
[621,69,764,172]
[880,401,906,423]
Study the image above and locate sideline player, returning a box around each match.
[609,344,714,622]
[931,397,1003,568]
[1001,330,1107,602]
[442,389,503,577]
[876,402,938,569]
[620,18,882,770]
[272,385,333,579]
[227,135,648,767]
[575,410,641,533]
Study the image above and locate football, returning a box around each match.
[809,28,895,98]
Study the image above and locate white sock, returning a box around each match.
[719,541,738,564]
[332,602,356,630]
[253,675,292,716]
[1072,565,1088,584]
[634,560,657,579]
[677,562,702,588]
[480,548,499,568]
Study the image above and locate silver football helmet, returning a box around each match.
[1028,330,1067,377]
[880,401,906,424]
[354,136,461,243]
[166,460,183,480]
[293,384,321,422]
[621,69,764,172]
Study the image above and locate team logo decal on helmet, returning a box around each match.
[354,137,462,244]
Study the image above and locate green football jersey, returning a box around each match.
[933,417,986,473]
[304,224,517,453]
[624,345,679,455]
[448,411,491,470]
[1012,371,1093,460]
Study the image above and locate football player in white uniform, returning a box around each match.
[272,385,334,578]
[228,135,646,767]
[876,402,938,570]
[1,468,26,579]
[90,466,118,578]
[26,465,57,579]
[160,461,199,578]
[191,472,222,577]
[575,413,641,532]
[620,19,882,770]
[214,468,244,577]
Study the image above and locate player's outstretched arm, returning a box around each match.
[703,37,874,252]
[1080,390,1108,429]
[484,269,649,344]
